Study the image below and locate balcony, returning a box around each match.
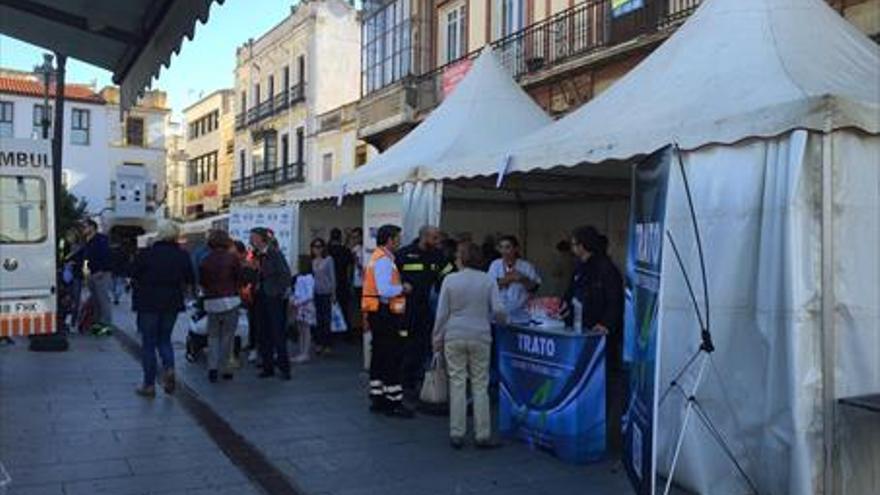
[356,76,441,150]
[230,162,305,197]
[235,83,306,130]
[491,0,702,81]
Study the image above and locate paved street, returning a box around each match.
[0,299,639,495]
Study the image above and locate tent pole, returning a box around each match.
[820,128,837,495]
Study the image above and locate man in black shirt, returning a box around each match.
[327,228,354,330]
[396,226,453,398]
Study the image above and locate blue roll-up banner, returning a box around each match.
[623,146,673,495]
[497,325,606,464]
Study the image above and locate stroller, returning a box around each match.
[185,299,208,362]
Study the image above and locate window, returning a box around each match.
[239,150,246,179]
[355,144,368,168]
[0,101,14,138]
[240,91,247,113]
[126,117,145,146]
[0,176,47,243]
[32,104,52,139]
[361,0,412,95]
[322,153,334,182]
[295,127,304,163]
[496,0,524,38]
[297,55,305,86]
[70,109,90,145]
[268,75,275,100]
[265,134,277,171]
[281,134,289,166]
[283,66,290,94]
[443,5,467,64]
[254,83,261,105]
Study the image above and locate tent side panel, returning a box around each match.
[831,131,880,495]
[656,132,823,495]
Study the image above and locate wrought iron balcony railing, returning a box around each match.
[230,161,306,197]
[235,83,307,130]
[491,0,702,80]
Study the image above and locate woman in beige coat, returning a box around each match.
[433,242,506,449]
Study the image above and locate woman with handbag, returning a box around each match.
[432,242,506,449]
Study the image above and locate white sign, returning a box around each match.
[228,204,299,267]
[363,192,403,256]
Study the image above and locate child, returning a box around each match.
[291,256,316,363]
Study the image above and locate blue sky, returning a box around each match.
[0,1,299,119]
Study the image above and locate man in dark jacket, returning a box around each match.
[327,228,354,329]
[82,219,114,332]
[250,227,293,380]
[130,222,194,397]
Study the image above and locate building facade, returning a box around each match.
[232,0,361,206]
[183,89,235,219]
[0,69,109,215]
[314,101,377,184]
[358,0,880,150]
[165,120,187,221]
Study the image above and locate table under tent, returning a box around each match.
[293,0,880,493]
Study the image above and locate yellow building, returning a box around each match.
[182,89,235,219]
[314,102,377,184]
[358,0,880,149]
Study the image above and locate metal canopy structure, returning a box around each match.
[0,0,224,110]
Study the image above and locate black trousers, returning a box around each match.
[368,305,406,406]
[255,293,289,373]
[313,294,332,347]
[401,303,433,392]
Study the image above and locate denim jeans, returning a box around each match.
[138,311,178,386]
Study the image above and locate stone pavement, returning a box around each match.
[1,296,653,495]
[110,301,638,495]
[0,334,262,495]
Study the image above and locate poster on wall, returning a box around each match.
[362,192,403,256]
[612,0,644,18]
[622,146,672,495]
[228,204,299,267]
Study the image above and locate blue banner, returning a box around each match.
[612,0,645,18]
[497,325,606,464]
[623,146,672,495]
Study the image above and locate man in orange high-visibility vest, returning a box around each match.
[362,224,414,418]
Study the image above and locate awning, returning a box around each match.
[0,0,224,110]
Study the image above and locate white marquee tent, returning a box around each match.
[392,0,878,493]
[291,0,878,493]
[290,49,552,242]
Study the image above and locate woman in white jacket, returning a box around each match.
[433,242,506,449]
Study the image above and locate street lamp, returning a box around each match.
[33,53,55,140]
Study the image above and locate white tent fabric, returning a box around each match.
[434,0,879,181]
[400,181,443,244]
[657,130,880,495]
[289,49,551,202]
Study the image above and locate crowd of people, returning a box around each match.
[55,217,622,449]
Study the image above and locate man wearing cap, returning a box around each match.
[250,227,293,380]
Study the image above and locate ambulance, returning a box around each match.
[0,137,57,337]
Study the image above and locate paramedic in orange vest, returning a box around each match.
[362,224,415,418]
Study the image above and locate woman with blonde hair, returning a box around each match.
[130,221,194,397]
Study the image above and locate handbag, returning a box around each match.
[419,353,449,404]
[330,302,348,333]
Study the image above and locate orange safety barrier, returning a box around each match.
[0,312,55,337]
